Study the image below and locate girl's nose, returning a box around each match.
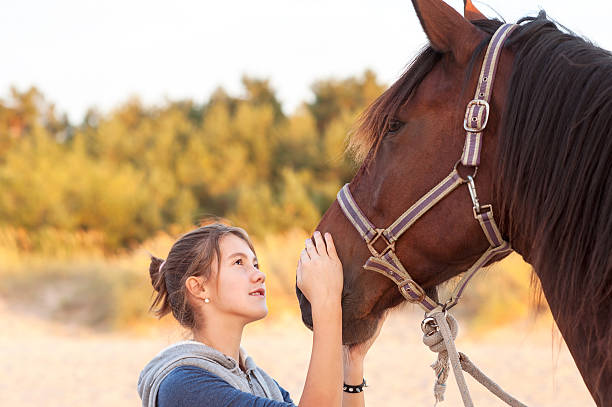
[253,268,265,283]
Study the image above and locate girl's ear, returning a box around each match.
[411,0,485,65]
[185,276,207,300]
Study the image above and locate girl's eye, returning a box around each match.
[234,259,243,265]
[254,263,259,269]
[387,119,404,135]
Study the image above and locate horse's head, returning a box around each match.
[297,0,518,345]
[297,1,612,402]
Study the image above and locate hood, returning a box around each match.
[137,340,258,407]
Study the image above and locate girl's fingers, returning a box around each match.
[300,248,310,262]
[305,237,318,257]
[324,232,338,259]
[313,231,326,256]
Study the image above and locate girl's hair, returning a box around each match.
[148,223,255,329]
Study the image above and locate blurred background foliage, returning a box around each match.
[0,72,539,331]
[0,72,383,248]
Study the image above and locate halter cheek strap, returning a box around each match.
[336,24,518,313]
[461,23,517,167]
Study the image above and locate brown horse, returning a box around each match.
[296,0,612,405]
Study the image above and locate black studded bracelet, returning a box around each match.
[343,378,367,393]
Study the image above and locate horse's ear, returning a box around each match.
[464,0,486,21]
[411,0,484,64]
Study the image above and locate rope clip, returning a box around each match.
[466,175,481,214]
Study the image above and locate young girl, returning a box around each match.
[137,223,382,407]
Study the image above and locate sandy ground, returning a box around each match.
[0,300,594,406]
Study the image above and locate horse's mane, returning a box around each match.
[348,46,442,163]
[351,12,612,387]
[494,12,612,387]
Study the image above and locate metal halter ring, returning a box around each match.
[453,160,478,183]
[421,316,438,336]
[441,297,454,312]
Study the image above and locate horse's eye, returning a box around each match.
[387,119,404,134]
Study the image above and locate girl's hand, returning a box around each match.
[296,231,343,308]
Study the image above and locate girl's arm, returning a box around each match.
[296,231,344,407]
[342,313,387,407]
[299,295,342,407]
[342,351,366,407]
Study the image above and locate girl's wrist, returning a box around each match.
[343,351,365,382]
[311,300,341,327]
[343,361,364,383]
[311,297,342,314]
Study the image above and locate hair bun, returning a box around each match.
[148,255,166,292]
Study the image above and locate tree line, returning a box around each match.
[0,71,385,251]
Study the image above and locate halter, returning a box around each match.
[337,24,518,314]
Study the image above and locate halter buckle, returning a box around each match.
[399,279,427,303]
[366,228,395,258]
[463,99,490,132]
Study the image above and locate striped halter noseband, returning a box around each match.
[337,24,517,313]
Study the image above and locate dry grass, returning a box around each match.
[0,226,541,331]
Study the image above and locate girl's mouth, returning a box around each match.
[249,288,265,297]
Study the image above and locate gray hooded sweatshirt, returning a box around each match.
[137,340,285,407]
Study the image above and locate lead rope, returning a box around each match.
[422,312,528,407]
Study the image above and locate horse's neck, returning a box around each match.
[522,251,612,406]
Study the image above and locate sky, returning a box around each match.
[2,0,611,123]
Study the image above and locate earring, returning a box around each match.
[204,298,210,304]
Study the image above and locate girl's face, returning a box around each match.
[209,233,268,323]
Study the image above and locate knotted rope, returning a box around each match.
[422,312,528,407]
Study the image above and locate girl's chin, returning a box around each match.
[245,307,268,322]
